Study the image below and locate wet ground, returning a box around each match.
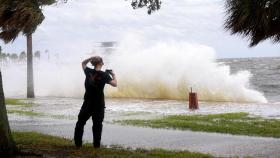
[8,97,280,157]
[10,119,280,158]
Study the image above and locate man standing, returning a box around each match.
[74,56,117,148]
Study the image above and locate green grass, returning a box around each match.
[13,131,214,158]
[5,98,76,120]
[6,98,41,117]
[7,110,43,117]
[6,98,40,117]
[5,98,25,105]
[5,98,34,108]
[7,109,75,119]
[50,114,76,120]
[7,107,76,120]
[116,112,280,138]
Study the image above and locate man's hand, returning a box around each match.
[109,70,117,87]
[109,70,115,77]
[82,57,94,70]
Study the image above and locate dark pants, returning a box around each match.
[74,100,105,148]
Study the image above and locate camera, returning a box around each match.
[105,69,113,74]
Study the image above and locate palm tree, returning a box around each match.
[0,1,48,98]
[0,1,56,156]
[26,33,35,98]
[225,0,280,46]
[0,71,16,157]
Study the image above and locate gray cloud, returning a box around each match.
[0,0,279,58]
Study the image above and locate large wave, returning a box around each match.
[1,37,267,103]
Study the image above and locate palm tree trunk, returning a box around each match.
[0,70,16,157]
[27,33,35,98]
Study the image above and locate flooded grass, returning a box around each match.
[7,110,43,117]
[5,98,35,108]
[117,112,280,138]
[50,114,76,120]
[7,109,76,120]
[13,131,214,158]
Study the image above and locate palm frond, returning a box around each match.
[0,0,54,43]
[131,0,161,14]
[37,0,57,6]
[225,0,280,46]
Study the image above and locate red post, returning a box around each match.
[189,88,199,110]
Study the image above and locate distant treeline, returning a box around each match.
[0,46,41,64]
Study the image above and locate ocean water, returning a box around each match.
[220,57,280,103]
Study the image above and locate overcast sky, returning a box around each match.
[0,0,279,58]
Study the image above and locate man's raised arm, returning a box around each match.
[82,57,93,70]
